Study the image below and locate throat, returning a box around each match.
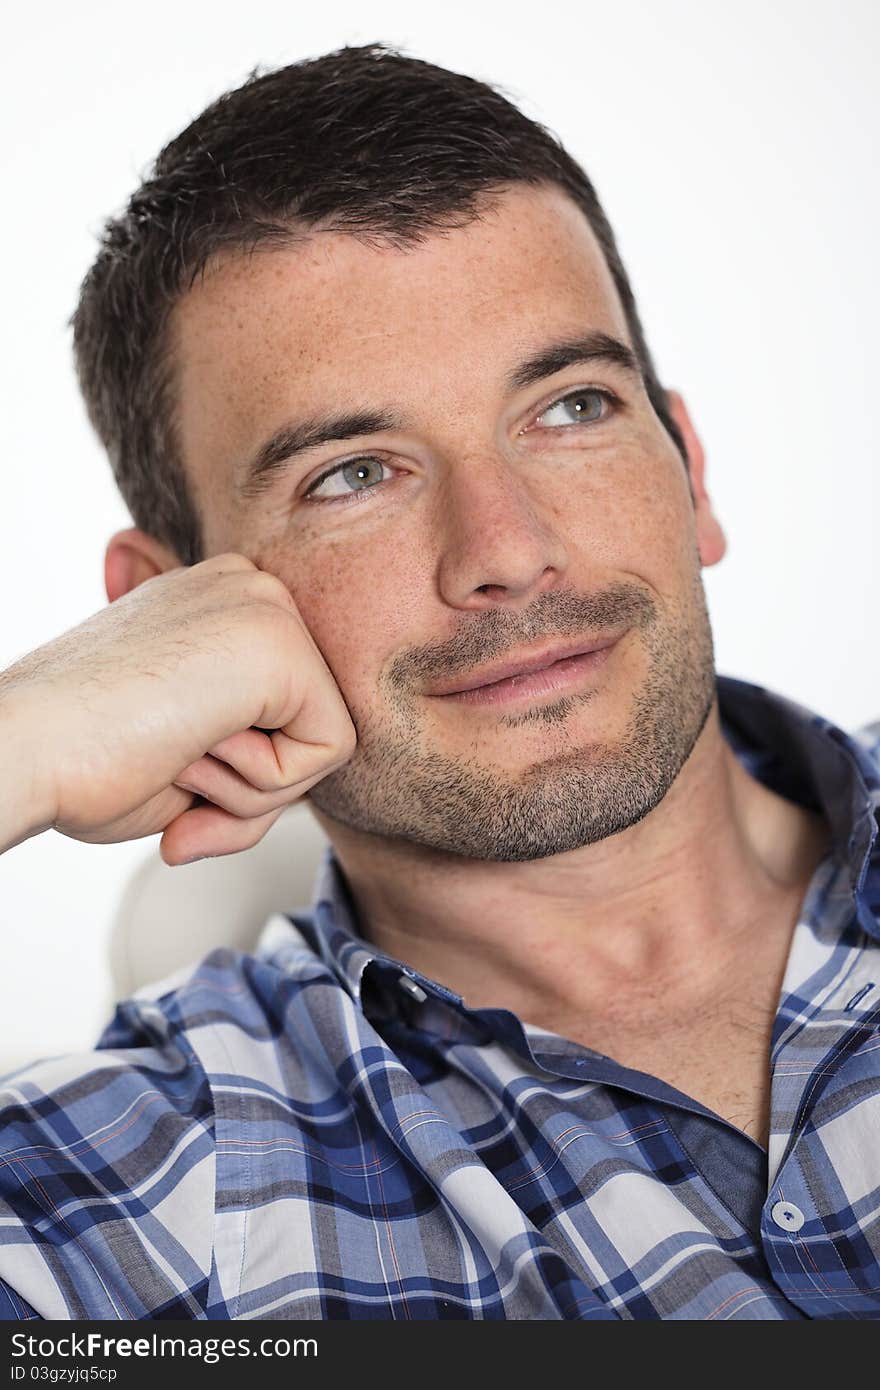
[517,899,811,1154]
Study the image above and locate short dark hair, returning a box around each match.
[69,40,690,568]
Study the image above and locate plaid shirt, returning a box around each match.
[1,673,879,1321]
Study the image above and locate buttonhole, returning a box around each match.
[844,982,875,1012]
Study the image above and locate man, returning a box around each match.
[0,41,877,1321]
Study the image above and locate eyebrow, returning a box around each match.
[235,330,642,501]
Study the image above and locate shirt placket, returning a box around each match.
[762,884,880,1317]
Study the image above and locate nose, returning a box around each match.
[434,452,571,608]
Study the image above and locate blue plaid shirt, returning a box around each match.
[1,673,879,1321]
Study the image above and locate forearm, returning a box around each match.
[0,687,55,855]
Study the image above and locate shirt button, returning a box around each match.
[398,974,428,1003]
[771,1200,805,1232]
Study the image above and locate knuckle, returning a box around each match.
[328,732,357,768]
[248,569,294,606]
[211,551,256,572]
[337,708,358,750]
[258,765,288,795]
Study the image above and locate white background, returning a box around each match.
[1,0,877,1072]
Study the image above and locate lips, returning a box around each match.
[426,634,622,696]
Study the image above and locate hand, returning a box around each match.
[0,553,356,864]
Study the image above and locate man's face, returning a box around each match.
[171,182,719,862]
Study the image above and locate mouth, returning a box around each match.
[427,633,624,708]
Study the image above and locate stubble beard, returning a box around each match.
[306,567,717,864]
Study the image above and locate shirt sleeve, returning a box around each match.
[0,989,216,1319]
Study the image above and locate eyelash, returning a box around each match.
[301,385,621,508]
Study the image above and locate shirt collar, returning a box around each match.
[260,672,880,1009]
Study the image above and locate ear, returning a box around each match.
[104,528,185,605]
[666,390,727,568]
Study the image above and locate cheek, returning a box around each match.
[273,534,424,695]
[592,448,697,587]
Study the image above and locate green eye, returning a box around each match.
[538,387,615,427]
[304,456,393,504]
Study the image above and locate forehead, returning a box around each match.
[170,183,629,504]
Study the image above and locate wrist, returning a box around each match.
[0,685,57,854]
